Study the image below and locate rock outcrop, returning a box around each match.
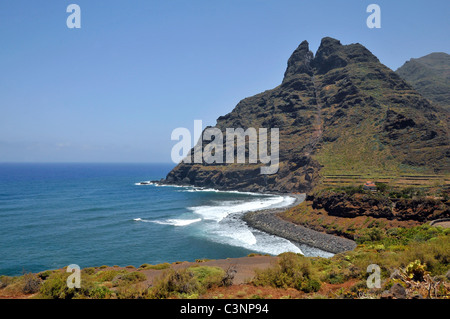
[311,191,450,222]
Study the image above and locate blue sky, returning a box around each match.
[0,0,449,163]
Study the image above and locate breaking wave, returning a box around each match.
[133,217,201,226]
[185,194,302,255]
[132,182,331,256]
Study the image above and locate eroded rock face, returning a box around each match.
[164,37,449,192]
[311,192,449,222]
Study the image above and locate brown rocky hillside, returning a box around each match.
[164,37,450,193]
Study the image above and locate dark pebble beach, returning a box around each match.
[243,194,357,254]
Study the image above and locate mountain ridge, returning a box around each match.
[164,37,449,193]
[396,52,450,110]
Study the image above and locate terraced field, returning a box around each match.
[320,173,449,189]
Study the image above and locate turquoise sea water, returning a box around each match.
[0,163,331,276]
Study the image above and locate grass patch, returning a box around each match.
[252,252,321,293]
[149,266,225,299]
[139,263,170,270]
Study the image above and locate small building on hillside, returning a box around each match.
[363,181,377,192]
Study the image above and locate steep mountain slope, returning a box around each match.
[396,52,450,110]
[164,38,449,193]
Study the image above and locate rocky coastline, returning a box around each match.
[152,179,358,254]
[242,193,357,254]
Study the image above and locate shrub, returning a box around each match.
[299,278,321,293]
[350,280,368,294]
[139,263,151,269]
[404,260,428,281]
[37,270,54,280]
[39,271,96,299]
[252,252,320,292]
[195,259,211,263]
[221,265,237,287]
[189,266,225,289]
[39,272,76,299]
[247,253,263,257]
[95,269,127,283]
[149,266,224,299]
[116,285,148,299]
[335,185,364,196]
[121,271,146,283]
[139,263,170,270]
[150,268,201,299]
[375,182,389,193]
[112,271,146,287]
[325,271,345,285]
[88,286,113,299]
[22,273,41,294]
[0,276,14,289]
[82,267,96,275]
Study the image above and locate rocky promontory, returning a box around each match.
[164,37,449,193]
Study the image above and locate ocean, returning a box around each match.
[0,163,332,276]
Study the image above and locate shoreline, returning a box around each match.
[242,193,357,254]
[153,181,357,254]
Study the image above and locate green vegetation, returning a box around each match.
[139,263,170,270]
[396,52,450,110]
[249,225,449,298]
[36,267,147,299]
[22,273,41,294]
[324,183,447,200]
[93,269,127,282]
[253,252,321,293]
[1,224,448,299]
[149,266,225,299]
[39,271,95,299]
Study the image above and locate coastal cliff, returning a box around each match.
[164,37,449,193]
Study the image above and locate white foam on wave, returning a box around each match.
[207,220,302,255]
[134,181,155,186]
[214,225,257,246]
[134,181,188,188]
[134,182,278,199]
[183,188,220,193]
[153,218,202,226]
[187,195,292,222]
[155,184,187,188]
[187,194,303,255]
[134,188,305,256]
[133,217,201,227]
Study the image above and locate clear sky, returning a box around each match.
[1,0,448,163]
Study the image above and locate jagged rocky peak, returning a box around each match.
[283,37,381,81]
[164,37,449,193]
[283,40,314,81]
[312,37,379,74]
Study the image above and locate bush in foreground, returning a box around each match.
[252,252,321,293]
[149,266,225,299]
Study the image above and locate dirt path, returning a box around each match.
[140,256,278,286]
[431,221,450,228]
